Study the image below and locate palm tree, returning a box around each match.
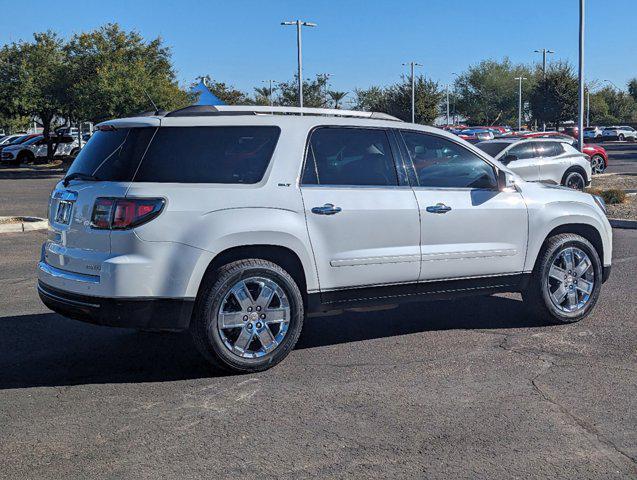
[254,86,274,106]
[328,90,347,109]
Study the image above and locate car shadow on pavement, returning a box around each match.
[0,295,545,389]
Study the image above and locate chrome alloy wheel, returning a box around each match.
[590,155,605,175]
[216,276,291,359]
[546,246,595,313]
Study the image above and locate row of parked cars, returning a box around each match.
[0,131,86,166]
[440,124,614,190]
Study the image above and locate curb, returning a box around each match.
[609,218,637,230]
[0,216,48,233]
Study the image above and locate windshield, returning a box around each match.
[475,142,510,157]
[66,128,156,181]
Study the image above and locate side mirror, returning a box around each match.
[497,169,511,191]
[501,154,518,164]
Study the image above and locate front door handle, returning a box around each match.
[311,203,342,215]
[426,203,452,214]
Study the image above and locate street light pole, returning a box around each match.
[262,80,276,107]
[402,61,422,123]
[514,77,527,131]
[586,89,590,127]
[446,85,450,125]
[281,20,317,109]
[452,72,459,125]
[577,0,585,152]
[534,48,554,131]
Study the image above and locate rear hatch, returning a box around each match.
[44,121,158,275]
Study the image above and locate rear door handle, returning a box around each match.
[311,203,342,215]
[426,203,452,214]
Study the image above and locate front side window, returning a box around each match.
[303,127,398,186]
[134,126,280,184]
[535,142,563,158]
[401,131,497,189]
[506,143,536,161]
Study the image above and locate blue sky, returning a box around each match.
[0,0,634,101]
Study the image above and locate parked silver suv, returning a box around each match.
[38,106,612,373]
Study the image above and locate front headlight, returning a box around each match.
[592,194,607,214]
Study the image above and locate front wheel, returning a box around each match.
[618,134,625,141]
[562,169,587,190]
[522,233,602,324]
[590,155,606,174]
[190,258,304,373]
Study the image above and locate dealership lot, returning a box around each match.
[1,149,636,479]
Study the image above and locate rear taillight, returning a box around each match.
[91,198,164,230]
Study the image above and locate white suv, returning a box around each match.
[38,106,613,373]
[602,126,637,142]
[475,138,592,190]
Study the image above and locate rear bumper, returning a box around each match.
[38,281,194,331]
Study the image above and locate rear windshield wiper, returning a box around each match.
[62,172,99,187]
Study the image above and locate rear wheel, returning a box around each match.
[618,134,625,141]
[561,168,587,190]
[190,258,304,373]
[590,155,606,174]
[522,233,602,324]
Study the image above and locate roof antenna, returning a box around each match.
[144,90,159,114]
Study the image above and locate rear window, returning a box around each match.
[475,142,509,157]
[67,128,156,182]
[133,126,280,184]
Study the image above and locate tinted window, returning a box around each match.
[134,126,280,184]
[535,142,563,157]
[303,127,398,186]
[401,131,497,189]
[506,143,536,160]
[67,128,156,182]
[475,142,509,157]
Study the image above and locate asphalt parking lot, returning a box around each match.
[1,149,636,479]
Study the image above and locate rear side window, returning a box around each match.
[302,127,398,186]
[535,142,564,157]
[133,126,280,184]
[67,128,156,182]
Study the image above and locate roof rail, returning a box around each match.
[165,104,402,122]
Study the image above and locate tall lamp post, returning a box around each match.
[577,0,585,152]
[446,85,450,126]
[262,79,276,107]
[281,20,317,108]
[402,61,422,123]
[534,48,554,131]
[452,72,459,125]
[514,76,527,131]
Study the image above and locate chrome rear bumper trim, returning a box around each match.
[38,261,100,284]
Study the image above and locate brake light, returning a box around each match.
[91,198,164,230]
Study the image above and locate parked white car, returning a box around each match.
[475,138,592,190]
[1,135,80,165]
[0,133,27,146]
[602,126,637,141]
[583,126,603,141]
[38,105,612,373]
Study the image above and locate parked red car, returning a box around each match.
[517,131,608,174]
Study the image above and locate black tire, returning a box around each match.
[190,258,304,373]
[561,167,587,190]
[522,233,602,324]
[70,148,80,157]
[618,134,625,141]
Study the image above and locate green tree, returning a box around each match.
[628,78,637,102]
[529,61,578,128]
[354,75,443,124]
[0,32,67,157]
[593,86,637,124]
[65,24,191,123]
[454,58,534,126]
[328,90,347,109]
[197,75,249,105]
[275,74,330,107]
